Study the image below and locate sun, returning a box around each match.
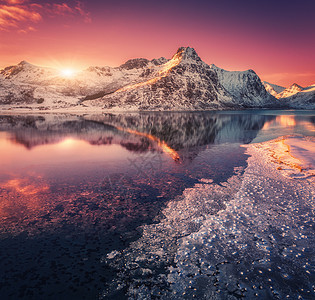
[60,68,76,78]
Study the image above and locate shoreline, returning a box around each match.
[249,135,315,179]
[0,108,314,116]
[104,135,315,298]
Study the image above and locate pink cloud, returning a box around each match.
[47,2,91,23]
[18,25,36,34]
[0,4,41,30]
[51,3,74,15]
[0,1,91,32]
[74,1,91,23]
[3,0,29,4]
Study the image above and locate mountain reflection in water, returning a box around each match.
[0,111,314,299]
[0,111,314,235]
[0,112,275,153]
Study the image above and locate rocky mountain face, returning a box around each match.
[83,47,278,110]
[85,47,234,110]
[210,65,275,107]
[263,82,315,109]
[0,46,311,111]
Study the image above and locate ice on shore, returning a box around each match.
[252,135,314,179]
[102,135,315,299]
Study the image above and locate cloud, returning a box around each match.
[0,4,42,29]
[18,25,36,34]
[74,1,91,23]
[3,0,29,4]
[0,0,91,32]
[49,2,91,23]
[52,3,74,15]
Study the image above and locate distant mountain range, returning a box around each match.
[262,81,315,108]
[0,47,314,111]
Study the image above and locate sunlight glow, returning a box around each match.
[58,138,77,148]
[60,68,76,78]
[262,115,297,130]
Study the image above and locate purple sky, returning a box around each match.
[0,0,314,86]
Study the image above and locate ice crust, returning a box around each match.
[103,136,315,299]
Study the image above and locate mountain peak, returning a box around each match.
[290,83,302,89]
[18,60,31,66]
[173,47,202,62]
[119,58,150,70]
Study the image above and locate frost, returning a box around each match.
[102,136,315,299]
[107,250,120,259]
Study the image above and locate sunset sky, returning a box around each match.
[0,0,314,87]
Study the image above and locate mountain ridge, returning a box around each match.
[0,46,314,111]
[262,81,315,108]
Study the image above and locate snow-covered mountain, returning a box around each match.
[280,84,315,108]
[276,83,303,99]
[263,81,315,109]
[83,47,237,110]
[210,65,275,107]
[0,59,150,109]
[83,47,279,110]
[262,81,285,97]
[0,46,312,111]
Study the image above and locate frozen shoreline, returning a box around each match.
[251,135,315,179]
[104,135,315,299]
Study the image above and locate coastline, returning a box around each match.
[250,135,315,179]
[104,135,315,299]
[0,107,314,116]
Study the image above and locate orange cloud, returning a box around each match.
[49,2,91,23]
[52,3,74,15]
[3,0,29,4]
[18,25,36,33]
[0,0,91,32]
[0,4,42,29]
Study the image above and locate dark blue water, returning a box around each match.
[0,111,314,299]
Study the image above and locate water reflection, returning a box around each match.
[0,111,314,299]
[1,112,313,152]
[0,111,314,235]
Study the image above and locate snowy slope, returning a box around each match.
[210,65,276,107]
[262,81,285,97]
[0,60,150,109]
[83,47,234,110]
[281,84,315,109]
[263,81,315,109]
[277,83,303,99]
[2,46,311,111]
[83,47,277,110]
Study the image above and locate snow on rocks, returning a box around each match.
[263,81,315,109]
[0,47,290,111]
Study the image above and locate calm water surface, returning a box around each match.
[0,110,314,299]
